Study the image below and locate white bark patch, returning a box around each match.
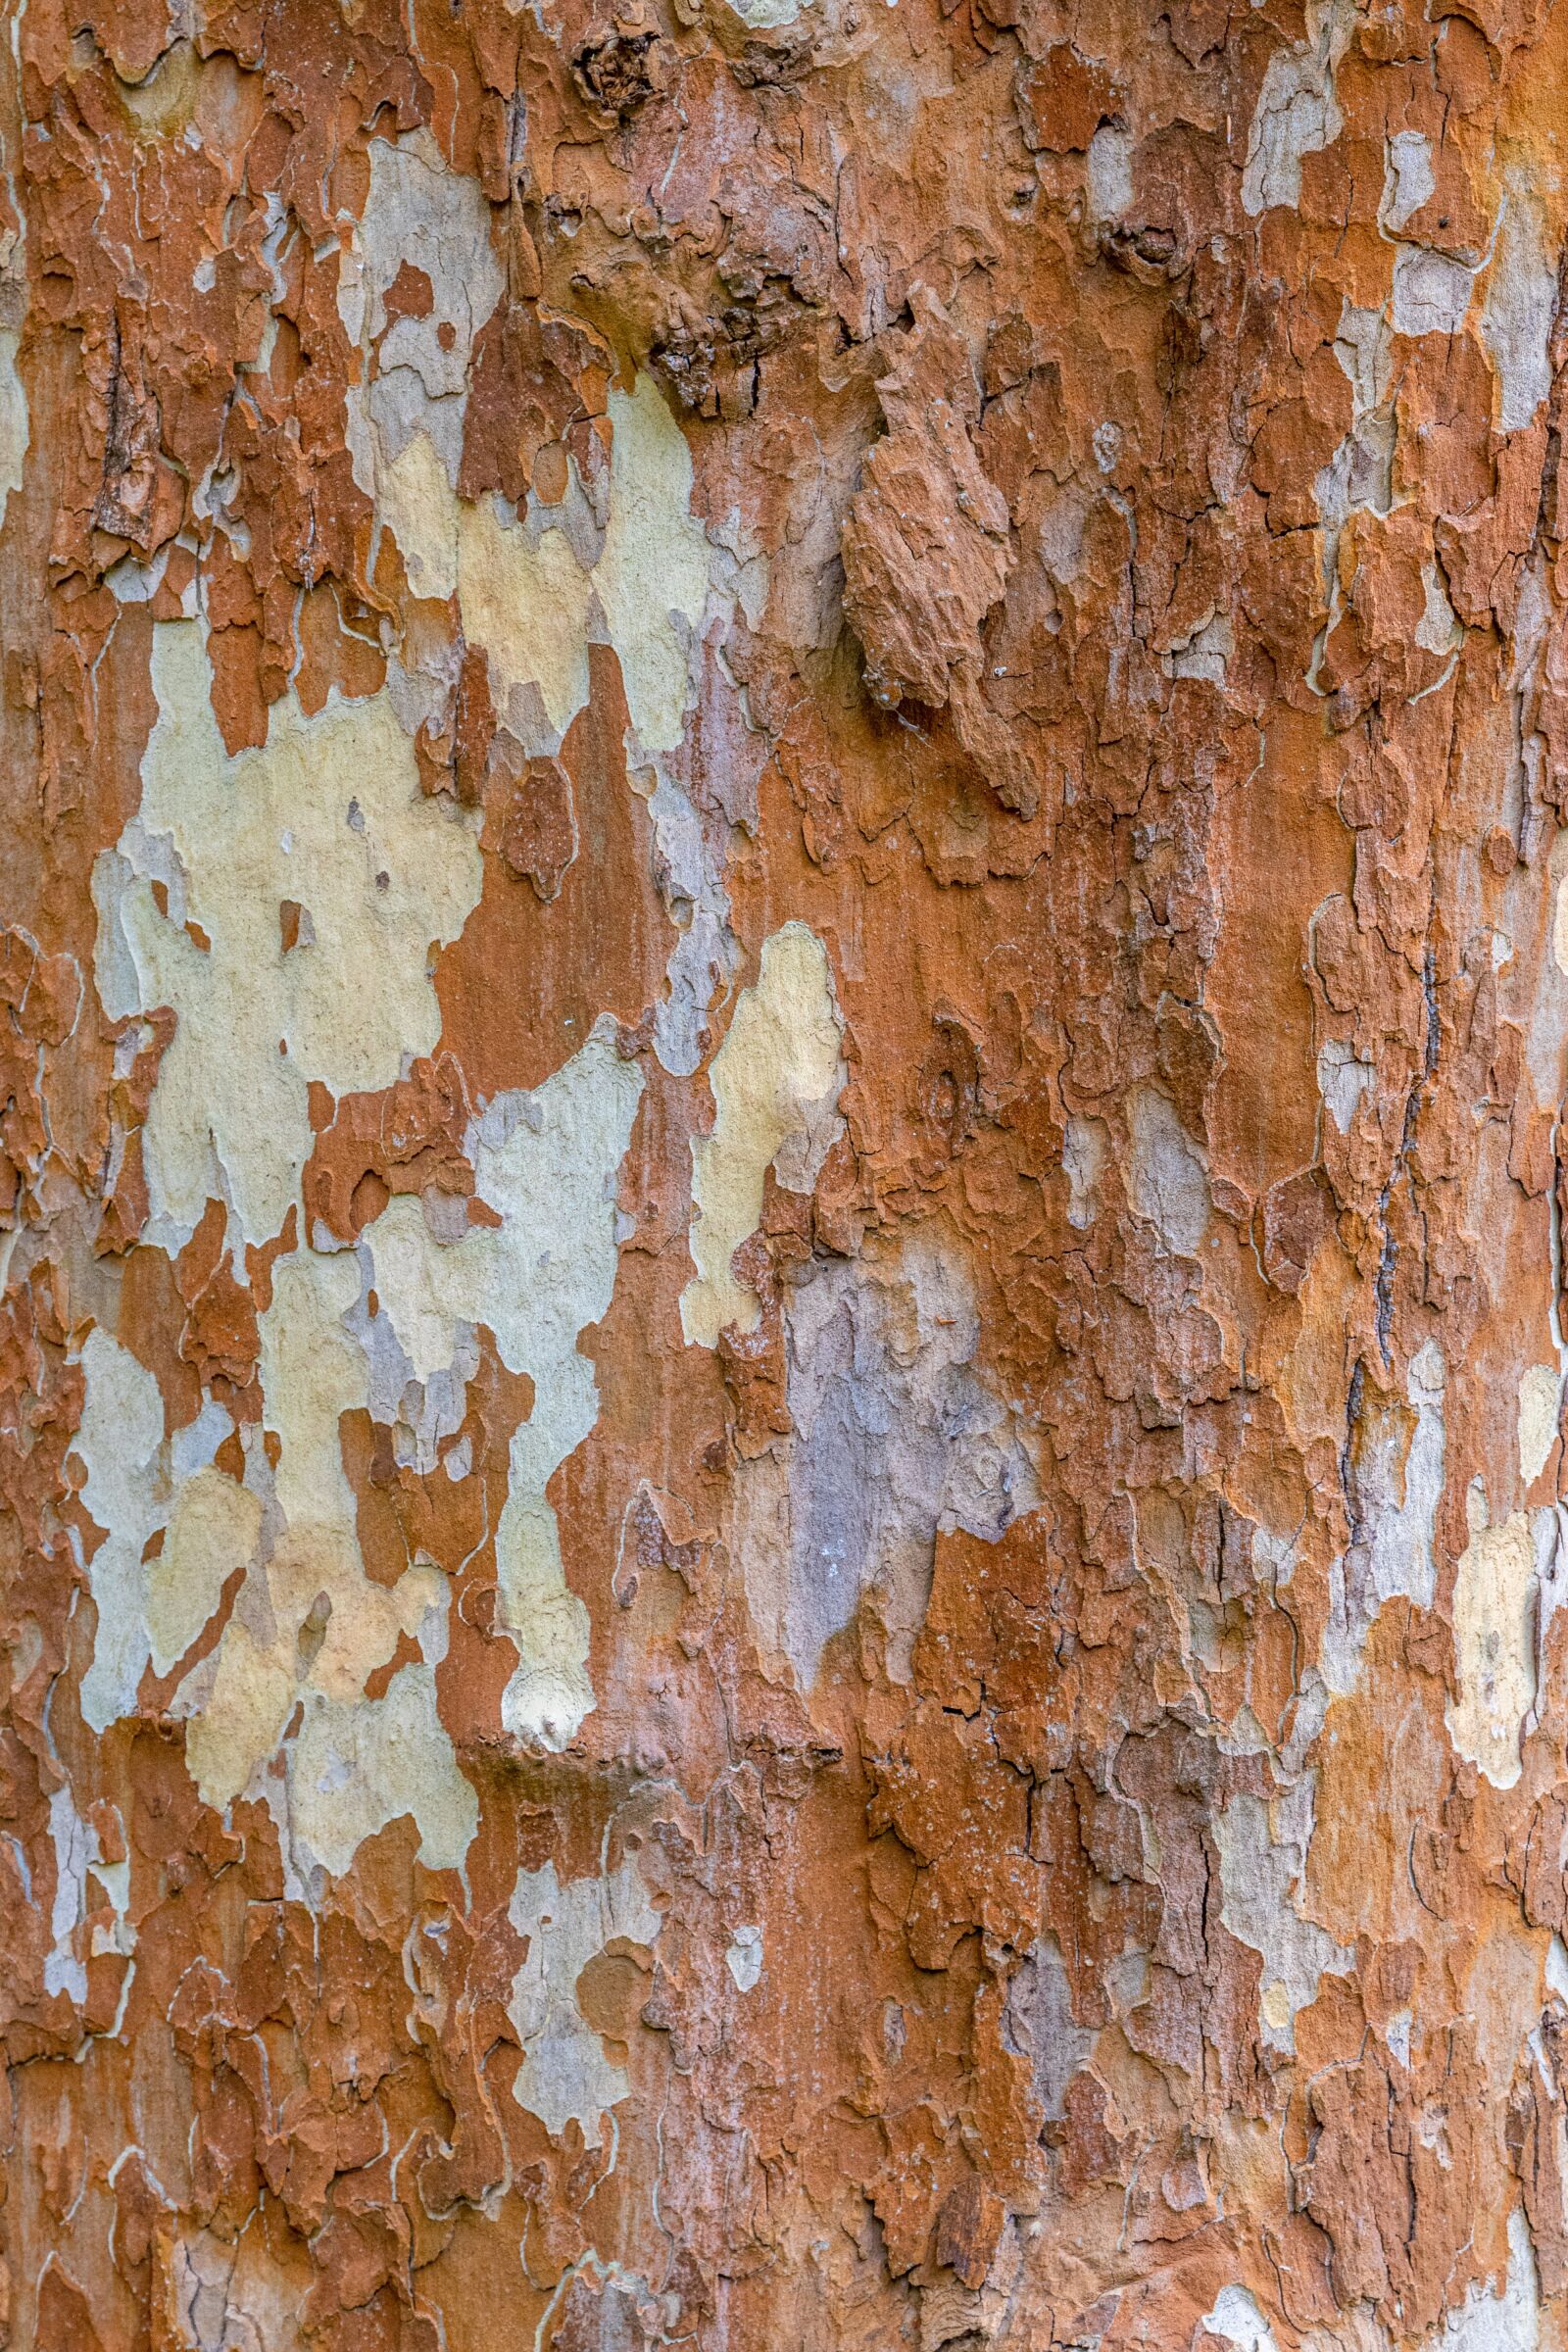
[596,373,714,756]
[600,380,733,1070]
[723,0,805,26]
[509,1860,661,2145]
[363,1024,644,1750]
[72,1328,168,1731]
[1314,302,1395,631]
[1392,246,1478,338]
[1519,1365,1561,1489]
[44,1786,91,2002]
[635,762,738,1079]
[1164,610,1233,684]
[1123,1086,1209,1257]
[286,1664,474,1882]
[1317,1038,1374,1134]
[342,127,505,515]
[367,364,729,1072]
[0,202,29,517]
[1382,131,1435,233]
[726,1925,763,1990]
[177,1249,477,1877]
[72,1326,231,1731]
[1482,195,1559,436]
[1201,2286,1281,2352]
[1446,1484,1537,1790]
[1242,0,1351,218]
[0,325,26,517]
[682,922,846,1347]
[93,619,482,1250]
[732,1233,1039,1686]
[1087,124,1134,220]
[1430,2208,1541,2349]
[1416,559,1463,655]
[1214,1779,1352,2054]
[44,1783,134,1991]
[1324,1341,1446,1691]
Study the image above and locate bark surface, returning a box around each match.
[2,0,1567,2343]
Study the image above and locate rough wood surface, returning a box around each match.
[3,0,1568,2341]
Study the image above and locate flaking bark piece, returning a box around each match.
[841,293,1038,816]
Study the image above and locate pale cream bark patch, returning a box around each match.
[386,367,712,759]
[1123,1086,1210,1257]
[1323,1341,1446,1693]
[456,497,594,734]
[73,1326,233,1731]
[681,922,846,1348]
[369,359,727,1076]
[147,1466,261,1677]
[340,126,505,514]
[1213,1779,1351,2056]
[92,619,482,1250]
[508,1858,662,2146]
[167,2226,307,2352]
[1062,1115,1107,1228]
[362,1021,644,1750]
[1317,1038,1375,1134]
[1446,1484,1538,1790]
[381,427,462,602]
[177,1250,476,1875]
[0,325,26,515]
[595,371,713,754]
[1241,0,1352,218]
[83,615,645,1862]
[288,1664,476,1882]
[1481,191,1558,437]
[1518,1364,1560,1490]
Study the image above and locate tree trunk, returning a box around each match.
[4,0,1568,2342]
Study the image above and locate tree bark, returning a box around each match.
[4,0,1568,2343]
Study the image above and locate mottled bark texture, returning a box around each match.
[7,0,1568,2343]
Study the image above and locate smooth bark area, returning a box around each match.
[4,0,1568,2342]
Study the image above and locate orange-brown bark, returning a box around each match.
[5,0,1568,2342]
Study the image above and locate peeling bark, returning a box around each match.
[6,0,1568,2343]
